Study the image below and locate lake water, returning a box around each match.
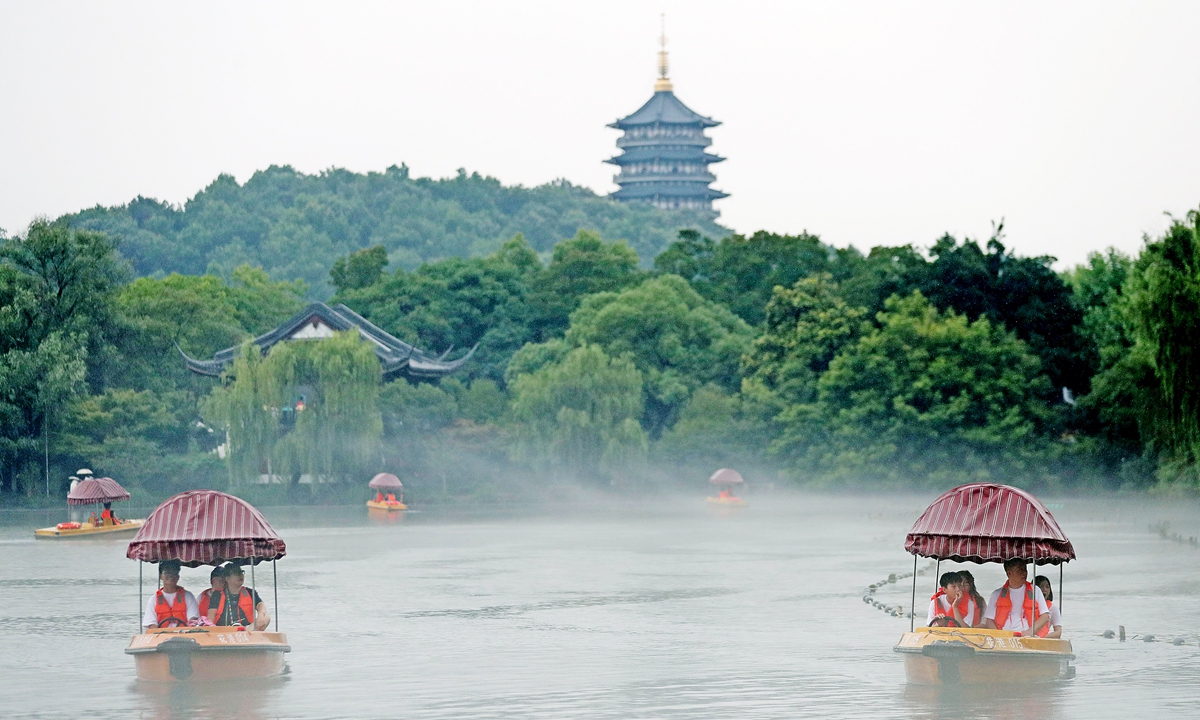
[2,491,1198,719]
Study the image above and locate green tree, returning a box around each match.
[508,344,646,483]
[654,229,843,326]
[563,274,753,437]
[526,229,645,339]
[1124,211,1200,485]
[330,244,388,293]
[778,292,1055,486]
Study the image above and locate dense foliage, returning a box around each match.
[6,182,1200,503]
[65,165,726,298]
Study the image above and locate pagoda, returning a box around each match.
[606,25,727,213]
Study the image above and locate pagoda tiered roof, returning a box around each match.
[179,301,474,381]
[608,90,721,129]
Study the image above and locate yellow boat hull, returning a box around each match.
[895,628,1074,685]
[366,500,407,511]
[706,496,747,507]
[34,519,144,539]
[126,626,289,682]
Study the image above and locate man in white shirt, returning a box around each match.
[141,560,199,631]
[983,558,1049,637]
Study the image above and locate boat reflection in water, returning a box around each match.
[894,483,1076,686]
[132,676,288,720]
[125,490,289,683]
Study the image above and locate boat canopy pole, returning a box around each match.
[934,559,940,596]
[138,561,142,631]
[909,554,917,632]
[273,558,279,632]
[251,561,256,629]
[1059,563,1063,612]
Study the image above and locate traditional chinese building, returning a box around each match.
[180,301,474,381]
[606,28,727,213]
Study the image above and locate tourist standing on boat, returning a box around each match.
[1033,575,1063,638]
[142,561,198,630]
[197,566,226,623]
[214,563,271,630]
[982,559,1050,636]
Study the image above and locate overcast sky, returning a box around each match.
[3,2,1199,267]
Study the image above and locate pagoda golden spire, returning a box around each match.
[655,13,673,92]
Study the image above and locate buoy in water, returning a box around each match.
[1102,630,1115,638]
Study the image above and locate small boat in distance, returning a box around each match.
[366,472,407,512]
[706,468,747,507]
[35,475,145,538]
[125,490,289,682]
[893,483,1076,685]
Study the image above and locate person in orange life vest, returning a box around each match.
[141,560,199,630]
[386,493,397,503]
[197,565,226,620]
[88,511,99,527]
[1034,575,1063,639]
[100,501,119,526]
[926,571,963,626]
[958,570,987,623]
[983,558,1050,636]
[212,563,270,630]
[374,491,385,503]
[718,489,731,500]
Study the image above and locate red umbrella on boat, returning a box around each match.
[709,468,745,485]
[368,473,403,490]
[67,477,131,505]
[127,490,286,567]
[904,482,1075,564]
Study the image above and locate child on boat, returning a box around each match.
[198,565,226,621]
[927,571,962,627]
[1034,575,1063,638]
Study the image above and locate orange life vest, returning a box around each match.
[155,587,190,628]
[386,493,396,502]
[993,582,1048,636]
[375,492,384,502]
[198,587,220,617]
[931,590,981,627]
[212,587,257,626]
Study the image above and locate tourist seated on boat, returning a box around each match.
[958,570,987,622]
[927,571,964,627]
[212,562,271,630]
[983,558,1050,636]
[142,560,199,630]
[374,491,385,503]
[100,502,120,525]
[198,565,226,620]
[718,489,732,500]
[88,511,99,527]
[1034,575,1063,639]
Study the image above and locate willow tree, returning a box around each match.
[1127,210,1200,483]
[202,332,382,486]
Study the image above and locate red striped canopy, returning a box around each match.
[904,483,1075,564]
[709,468,745,485]
[126,490,286,567]
[66,477,130,505]
[368,473,403,490]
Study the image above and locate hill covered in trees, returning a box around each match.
[62,165,727,298]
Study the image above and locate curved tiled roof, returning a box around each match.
[179,302,475,381]
[608,90,720,129]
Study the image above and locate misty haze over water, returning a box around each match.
[2,491,1198,719]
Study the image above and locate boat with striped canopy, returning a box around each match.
[35,476,145,538]
[124,490,289,682]
[894,482,1076,685]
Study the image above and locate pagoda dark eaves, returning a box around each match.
[606,47,728,215]
[179,301,474,382]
